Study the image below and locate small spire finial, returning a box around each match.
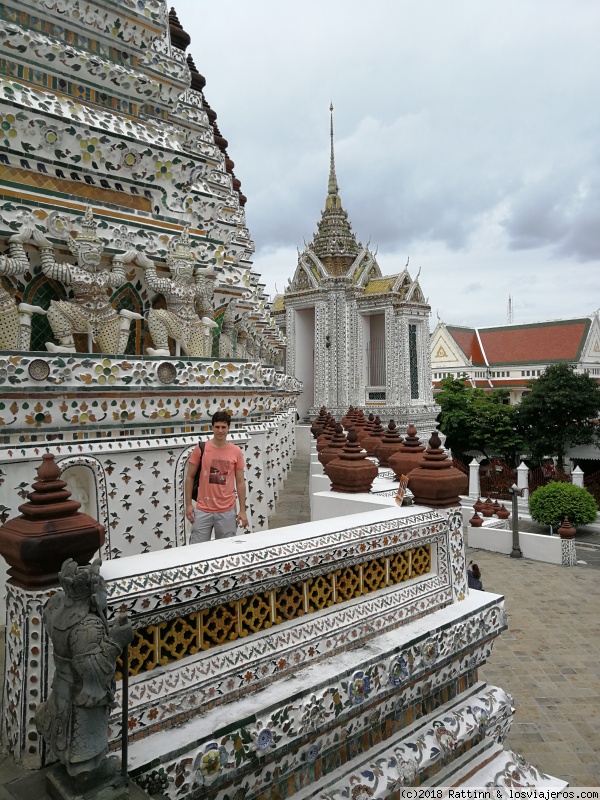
[328,103,339,196]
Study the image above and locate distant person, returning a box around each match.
[185,410,248,543]
[467,561,483,590]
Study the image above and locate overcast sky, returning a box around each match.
[175,1,600,328]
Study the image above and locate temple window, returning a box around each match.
[409,323,419,399]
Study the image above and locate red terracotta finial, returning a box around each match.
[389,423,426,480]
[317,415,337,452]
[0,454,105,588]
[311,406,329,439]
[353,409,369,442]
[341,406,354,429]
[324,427,378,493]
[319,423,348,468]
[407,430,468,508]
[361,415,385,457]
[373,419,404,467]
[558,517,575,539]
[36,452,62,482]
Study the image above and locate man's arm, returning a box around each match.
[185,460,198,524]
[235,468,248,530]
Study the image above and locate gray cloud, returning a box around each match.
[176,0,600,327]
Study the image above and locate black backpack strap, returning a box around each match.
[191,440,206,502]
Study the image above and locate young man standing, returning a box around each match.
[185,410,248,543]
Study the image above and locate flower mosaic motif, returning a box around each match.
[300,694,330,734]
[248,719,277,757]
[194,742,229,785]
[487,752,553,788]
[388,655,409,686]
[422,639,439,664]
[472,704,490,736]
[348,671,371,705]
[395,756,419,785]
[305,743,321,765]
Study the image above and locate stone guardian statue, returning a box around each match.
[35,206,142,354]
[218,301,237,359]
[0,226,47,351]
[127,226,217,357]
[35,558,134,787]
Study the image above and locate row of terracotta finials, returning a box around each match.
[469,495,576,539]
[310,405,469,508]
[469,497,511,527]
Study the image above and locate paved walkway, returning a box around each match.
[271,437,600,785]
[1,432,599,789]
[268,427,311,530]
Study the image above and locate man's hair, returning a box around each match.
[212,410,231,427]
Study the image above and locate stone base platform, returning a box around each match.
[125,592,541,799]
[292,695,566,798]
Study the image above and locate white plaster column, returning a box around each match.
[314,300,329,410]
[397,314,410,405]
[571,466,584,488]
[469,458,480,499]
[285,306,295,377]
[517,461,529,500]
[353,308,362,407]
[419,315,435,404]
[384,307,396,406]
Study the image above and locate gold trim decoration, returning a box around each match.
[117,545,431,678]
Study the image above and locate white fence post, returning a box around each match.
[571,466,584,488]
[517,461,529,501]
[468,458,480,499]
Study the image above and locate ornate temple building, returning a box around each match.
[0,3,565,796]
[431,314,600,404]
[273,107,439,429]
[0,1,301,584]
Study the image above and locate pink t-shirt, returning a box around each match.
[189,440,245,513]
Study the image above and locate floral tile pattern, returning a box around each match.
[126,605,507,799]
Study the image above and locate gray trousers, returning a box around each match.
[190,508,237,544]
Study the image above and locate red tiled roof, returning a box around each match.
[446,327,485,365]
[487,379,529,387]
[478,319,590,365]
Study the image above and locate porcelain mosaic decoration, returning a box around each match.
[0,2,566,796]
[272,107,439,425]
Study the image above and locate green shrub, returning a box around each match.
[529,482,598,529]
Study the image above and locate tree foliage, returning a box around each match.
[529,482,597,529]
[436,377,524,464]
[517,364,600,467]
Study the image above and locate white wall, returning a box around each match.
[312,490,396,521]
[294,307,315,419]
[467,525,563,565]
